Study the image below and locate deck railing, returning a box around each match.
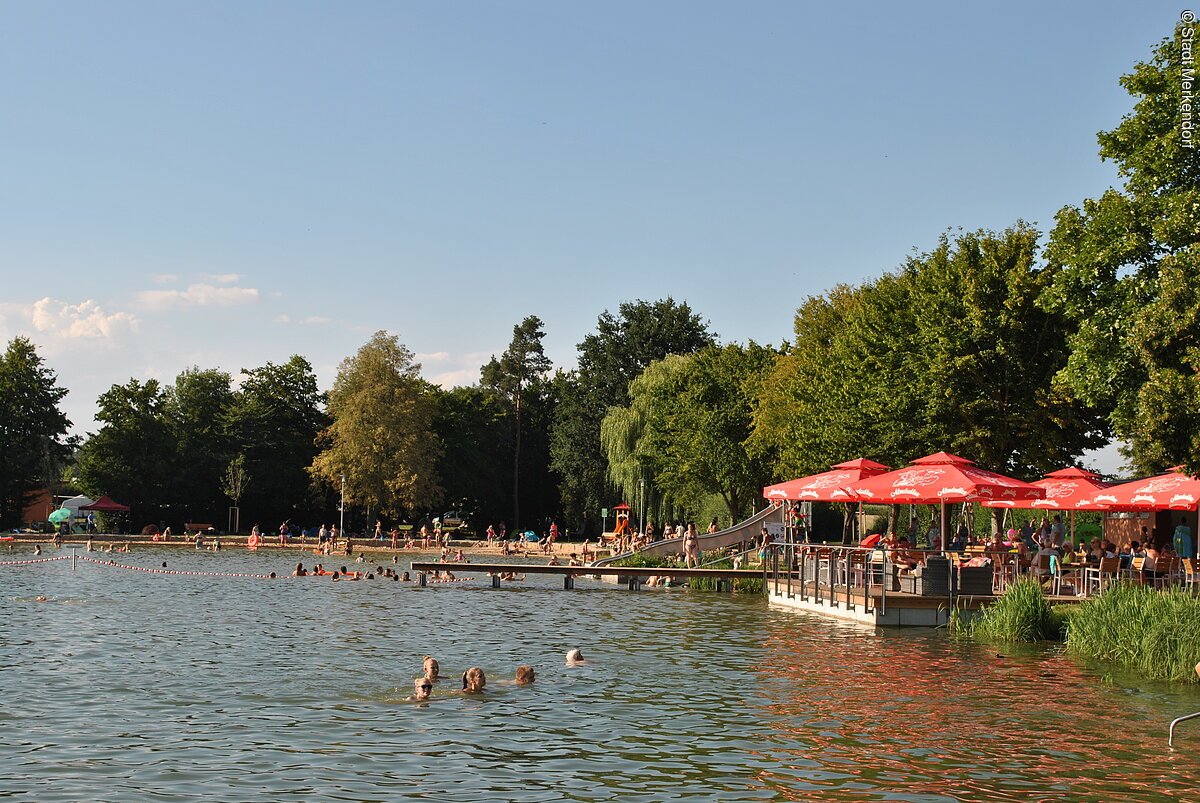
[765,542,894,616]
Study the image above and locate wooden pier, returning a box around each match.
[409,561,763,590]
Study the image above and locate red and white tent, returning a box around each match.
[1090,468,1200,511]
[762,458,890,502]
[982,467,1111,510]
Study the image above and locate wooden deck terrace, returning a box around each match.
[409,561,763,589]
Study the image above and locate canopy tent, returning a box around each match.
[59,495,95,517]
[846,452,1044,547]
[79,495,130,513]
[762,458,891,502]
[1091,469,1200,511]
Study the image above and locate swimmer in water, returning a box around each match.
[461,667,486,693]
[515,665,535,685]
[292,562,307,577]
[410,676,434,702]
[35,595,49,602]
[423,655,440,680]
[33,544,41,556]
[566,648,585,666]
[402,571,411,582]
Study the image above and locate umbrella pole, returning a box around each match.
[940,500,948,554]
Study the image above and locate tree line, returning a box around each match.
[0,26,1196,534]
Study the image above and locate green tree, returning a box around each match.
[481,316,553,530]
[309,331,443,516]
[1045,23,1200,473]
[75,379,173,521]
[752,226,1104,523]
[604,344,777,525]
[227,356,328,526]
[432,385,510,529]
[0,337,73,528]
[162,367,235,520]
[550,298,716,532]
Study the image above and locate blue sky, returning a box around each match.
[0,1,1184,472]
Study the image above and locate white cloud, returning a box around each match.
[137,283,259,311]
[151,273,178,285]
[420,351,491,388]
[199,273,240,284]
[274,314,329,325]
[19,297,139,342]
[428,368,480,388]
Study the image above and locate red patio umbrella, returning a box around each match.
[982,467,1111,544]
[846,452,1044,546]
[1091,468,1200,511]
[762,458,891,502]
[982,467,1111,511]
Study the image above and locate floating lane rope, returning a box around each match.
[0,556,70,566]
[76,556,275,579]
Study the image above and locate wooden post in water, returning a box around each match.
[564,575,574,590]
[418,572,427,587]
[492,574,501,588]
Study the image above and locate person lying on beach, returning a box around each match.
[461,667,486,693]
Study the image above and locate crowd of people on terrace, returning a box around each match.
[861,514,1194,585]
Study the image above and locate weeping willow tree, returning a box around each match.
[602,345,775,526]
[600,355,691,526]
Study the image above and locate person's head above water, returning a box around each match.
[515,665,535,685]
[566,648,584,665]
[462,667,486,693]
[423,655,440,679]
[413,676,433,701]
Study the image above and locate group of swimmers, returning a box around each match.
[409,649,585,701]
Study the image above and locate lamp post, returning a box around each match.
[339,474,346,535]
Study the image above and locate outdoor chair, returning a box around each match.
[1183,559,1200,594]
[1126,555,1146,584]
[1086,556,1122,596]
[1154,556,1180,590]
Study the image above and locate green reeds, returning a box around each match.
[960,577,1066,643]
[1066,582,1200,684]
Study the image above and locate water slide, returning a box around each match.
[592,504,784,566]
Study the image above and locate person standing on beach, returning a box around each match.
[683,524,700,568]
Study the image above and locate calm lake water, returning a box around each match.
[3,545,1200,802]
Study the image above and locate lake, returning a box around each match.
[3,545,1199,802]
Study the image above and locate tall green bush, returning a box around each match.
[1067,583,1200,684]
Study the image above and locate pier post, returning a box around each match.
[418,572,427,587]
[492,574,501,589]
[627,575,641,591]
[564,575,574,590]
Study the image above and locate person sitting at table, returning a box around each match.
[946,528,966,552]
[1142,541,1162,582]
[889,536,922,571]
